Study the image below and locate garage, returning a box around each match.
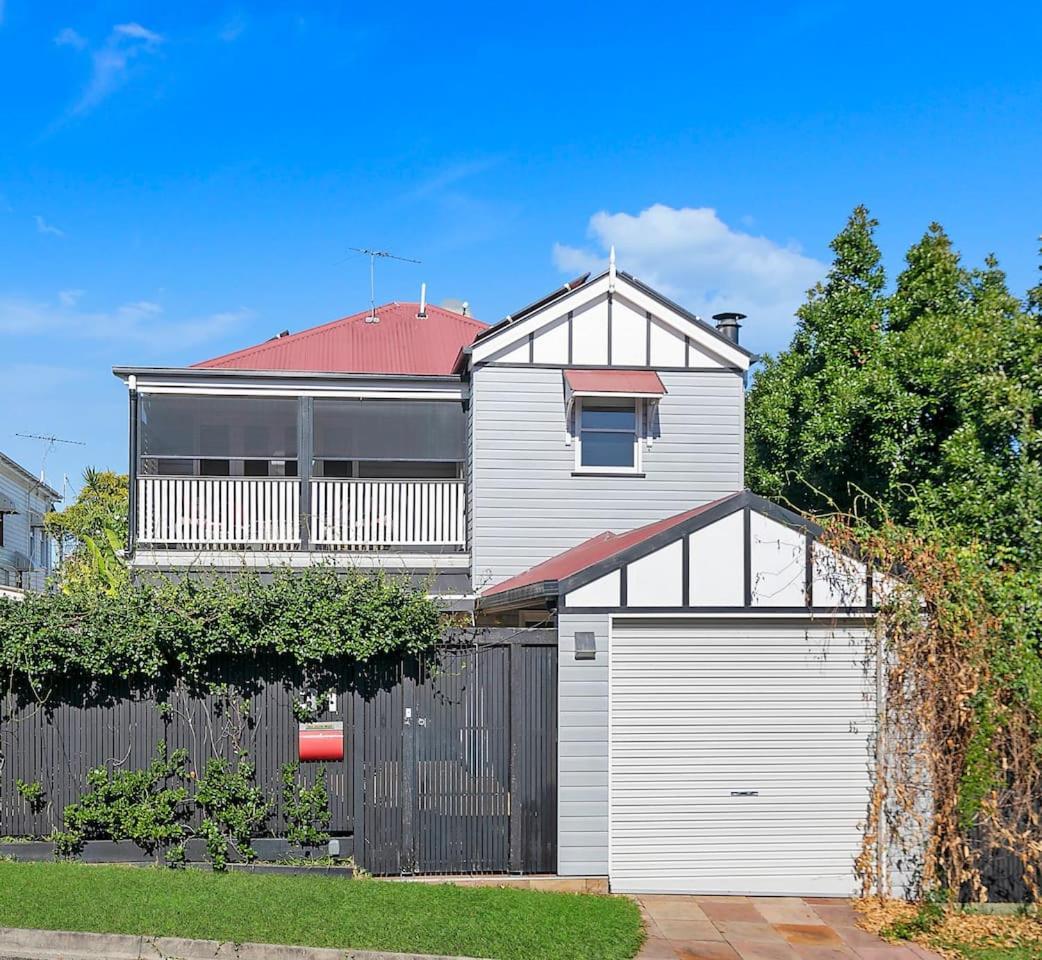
[477,490,880,892]
[609,616,876,896]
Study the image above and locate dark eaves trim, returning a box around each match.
[111,366,466,383]
[617,271,758,360]
[475,580,559,612]
[470,272,594,345]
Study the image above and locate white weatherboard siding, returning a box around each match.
[609,617,876,895]
[470,366,743,588]
[0,468,53,591]
[558,612,611,876]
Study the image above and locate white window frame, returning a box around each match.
[573,396,643,475]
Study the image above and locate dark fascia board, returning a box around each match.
[617,271,758,361]
[470,273,595,347]
[557,490,824,596]
[475,579,559,612]
[561,604,876,615]
[112,366,465,385]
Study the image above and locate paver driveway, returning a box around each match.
[635,896,940,960]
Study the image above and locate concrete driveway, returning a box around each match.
[636,896,940,960]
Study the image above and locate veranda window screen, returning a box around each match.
[139,395,298,459]
[313,399,466,461]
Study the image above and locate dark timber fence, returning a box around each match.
[0,628,557,876]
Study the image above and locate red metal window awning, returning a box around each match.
[563,369,667,397]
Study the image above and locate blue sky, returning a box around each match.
[2,1,1041,500]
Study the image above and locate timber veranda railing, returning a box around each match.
[136,477,467,550]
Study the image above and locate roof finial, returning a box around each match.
[608,244,617,292]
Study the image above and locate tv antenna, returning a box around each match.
[348,248,421,322]
[15,432,85,487]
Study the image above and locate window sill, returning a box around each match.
[571,471,646,478]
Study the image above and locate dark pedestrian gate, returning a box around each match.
[0,629,557,877]
[356,631,557,875]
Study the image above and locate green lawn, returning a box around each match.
[0,861,643,960]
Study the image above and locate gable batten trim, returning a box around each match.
[645,311,652,367]
[567,311,574,365]
[681,533,690,607]
[743,505,752,607]
[606,292,613,367]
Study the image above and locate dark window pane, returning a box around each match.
[243,459,268,477]
[357,460,461,479]
[582,404,636,431]
[199,458,230,477]
[151,458,195,476]
[139,395,298,459]
[580,431,634,468]
[318,459,352,478]
[313,399,465,460]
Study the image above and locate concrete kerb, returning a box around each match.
[0,928,488,960]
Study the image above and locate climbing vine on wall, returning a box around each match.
[819,517,1042,902]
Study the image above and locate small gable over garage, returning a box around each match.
[478,490,872,616]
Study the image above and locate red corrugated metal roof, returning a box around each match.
[193,302,487,375]
[482,496,732,597]
[564,369,667,395]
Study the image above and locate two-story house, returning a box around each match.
[113,259,879,897]
[0,451,58,597]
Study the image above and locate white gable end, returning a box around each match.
[470,272,751,370]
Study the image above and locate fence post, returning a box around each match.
[508,642,523,874]
[352,664,366,872]
[400,661,416,875]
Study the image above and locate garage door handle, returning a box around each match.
[731,790,759,797]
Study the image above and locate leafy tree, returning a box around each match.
[43,469,129,596]
[746,205,888,514]
[748,213,1042,565]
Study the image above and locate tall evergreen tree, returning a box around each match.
[746,205,887,514]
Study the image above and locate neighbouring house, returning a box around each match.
[112,257,879,896]
[0,451,59,598]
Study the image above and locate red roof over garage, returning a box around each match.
[193,302,486,375]
[563,369,667,395]
[483,496,732,598]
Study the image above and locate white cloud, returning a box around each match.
[553,204,826,350]
[54,27,88,50]
[113,22,163,44]
[60,22,164,116]
[34,215,65,237]
[0,292,252,350]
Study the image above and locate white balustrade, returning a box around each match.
[136,477,467,549]
[137,478,300,547]
[310,479,466,548]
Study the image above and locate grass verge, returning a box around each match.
[0,861,643,960]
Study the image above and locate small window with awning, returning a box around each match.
[563,370,667,474]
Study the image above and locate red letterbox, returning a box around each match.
[298,721,344,761]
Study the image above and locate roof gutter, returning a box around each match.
[112,366,466,384]
[476,580,560,612]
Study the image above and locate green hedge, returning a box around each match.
[0,567,442,685]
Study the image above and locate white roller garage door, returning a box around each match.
[609,616,876,896]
